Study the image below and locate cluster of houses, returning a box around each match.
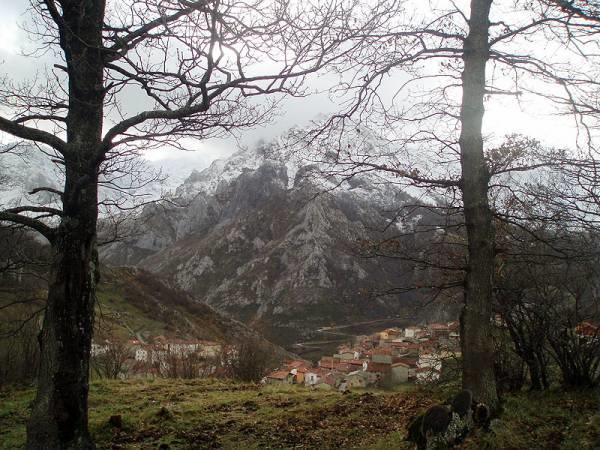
[263,322,461,390]
[129,336,222,363]
[91,336,222,377]
[90,318,596,382]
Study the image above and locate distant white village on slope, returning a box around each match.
[91,317,599,389]
[91,321,463,387]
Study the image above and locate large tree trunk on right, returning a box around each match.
[458,0,499,409]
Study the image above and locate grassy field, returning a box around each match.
[461,389,600,450]
[0,379,598,449]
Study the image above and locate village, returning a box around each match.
[263,321,461,390]
[89,321,462,383]
[91,336,224,378]
[90,317,599,387]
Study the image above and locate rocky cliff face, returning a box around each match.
[100,146,437,344]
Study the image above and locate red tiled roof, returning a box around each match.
[334,363,355,373]
[372,348,393,355]
[366,361,391,373]
[267,370,290,380]
[308,368,344,380]
[285,359,309,368]
[320,356,340,362]
[447,321,459,331]
[318,356,341,367]
[391,342,421,349]
[347,359,366,366]
[575,321,599,337]
[393,357,418,367]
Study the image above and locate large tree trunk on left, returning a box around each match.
[26,181,99,449]
[458,0,499,410]
[26,1,106,448]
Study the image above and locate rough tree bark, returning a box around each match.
[302,0,597,406]
[458,0,499,409]
[0,1,373,446]
[26,1,106,448]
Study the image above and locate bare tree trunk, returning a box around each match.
[26,193,99,449]
[526,354,544,391]
[539,354,550,390]
[458,0,499,409]
[26,1,106,448]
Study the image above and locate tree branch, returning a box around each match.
[0,115,66,153]
[4,206,63,216]
[29,187,64,200]
[0,212,56,242]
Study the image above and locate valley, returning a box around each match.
[0,142,453,351]
[293,318,416,362]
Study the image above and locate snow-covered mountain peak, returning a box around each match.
[166,135,442,215]
[174,142,302,199]
[0,144,64,209]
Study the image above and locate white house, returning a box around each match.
[304,371,321,386]
[135,347,150,362]
[404,326,422,339]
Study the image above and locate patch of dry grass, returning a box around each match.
[2,379,597,449]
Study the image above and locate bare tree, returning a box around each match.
[91,340,132,379]
[152,348,212,378]
[0,304,43,386]
[217,338,274,382]
[489,133,600,388]
[289,0,599,409]
[0,227,47,387]
[0,1,395,447]
[496,231,600,387]
[0,226,50,286]
[179,351,207,379]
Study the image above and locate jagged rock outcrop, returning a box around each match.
[100,146,443,344]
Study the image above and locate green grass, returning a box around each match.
[1,380,598,449]
[461,389,600,450]
[0,379,432,449]
[95,282,170,341]
[0,385,33,449]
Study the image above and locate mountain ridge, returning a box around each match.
[100,144,439,345]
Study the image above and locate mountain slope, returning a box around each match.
[95,266,287,353]
[100,145,443,345]
[0,241,290,358]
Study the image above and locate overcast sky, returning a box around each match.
[0,0,582,179]
[0,0,343,171]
